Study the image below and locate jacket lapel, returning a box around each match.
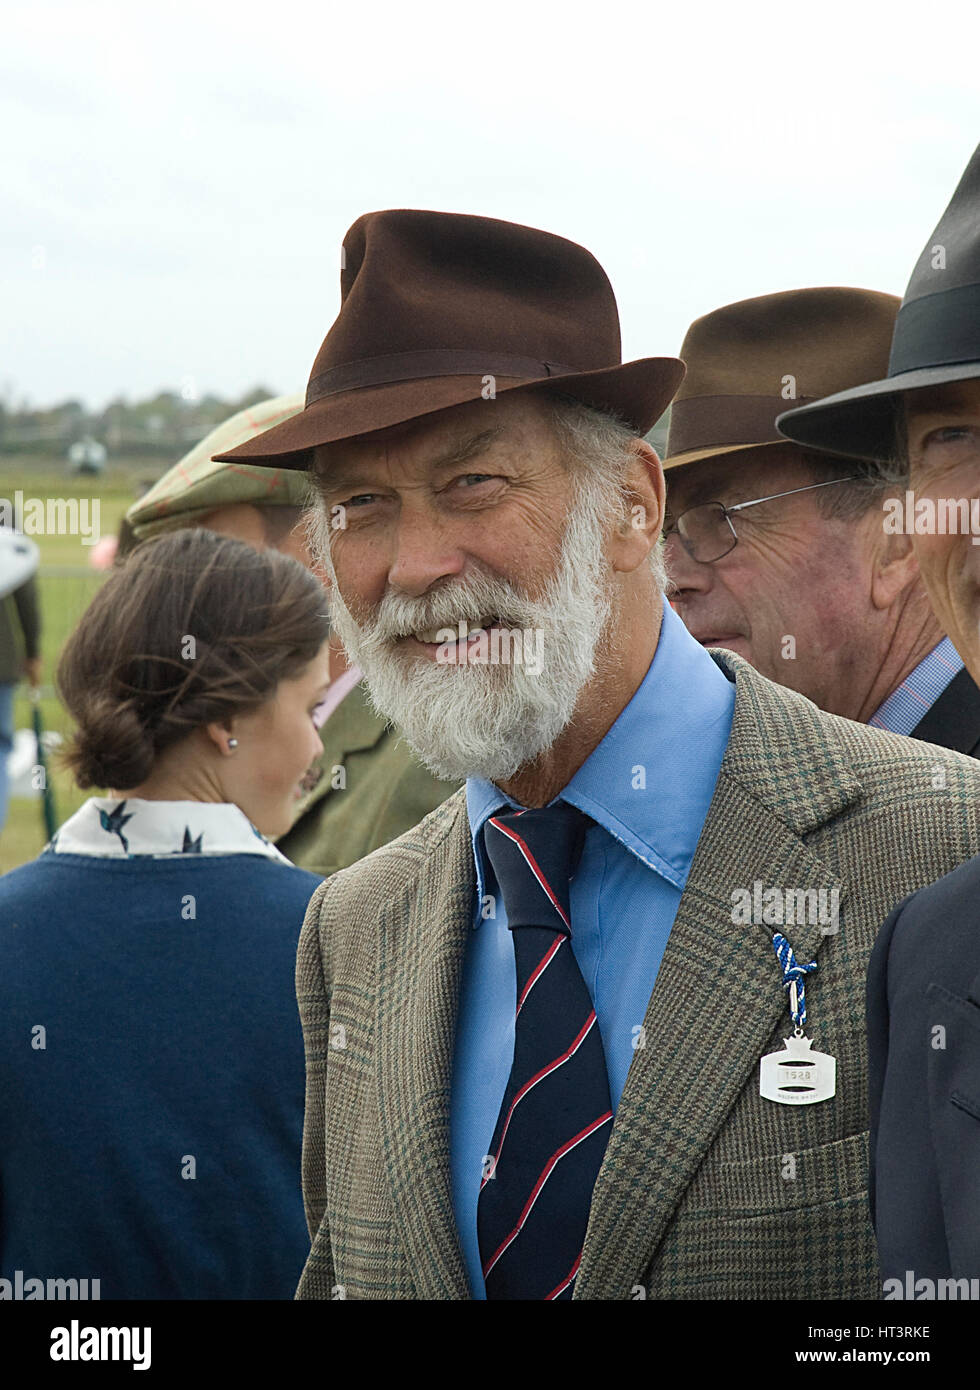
[375,793,474,1298]
[574,652,858,1299]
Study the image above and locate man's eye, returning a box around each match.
[924,425,979,448]
[913,424,980,474]
[345,494,378,508]
[458,473,494,487]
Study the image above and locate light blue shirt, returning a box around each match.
[868,635,964,736]
[449,598,736,1298]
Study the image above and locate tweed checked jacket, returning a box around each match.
[294,649,980,1300]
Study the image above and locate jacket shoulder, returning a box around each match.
[308,785,468,913]
[718,646,980,806]
[820,704,980,782]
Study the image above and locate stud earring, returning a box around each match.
[228,738,239,750]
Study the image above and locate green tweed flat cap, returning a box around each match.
[127,393,311,540]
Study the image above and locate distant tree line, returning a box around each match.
[0,387,671,463]
[0,385,280,459]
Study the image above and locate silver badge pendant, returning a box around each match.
[759,1034,837,1106]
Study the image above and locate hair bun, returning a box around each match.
[63,696,156,791]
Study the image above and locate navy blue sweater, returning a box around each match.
[0,851,322,1299]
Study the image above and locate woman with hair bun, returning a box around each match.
[0,529,331,1299]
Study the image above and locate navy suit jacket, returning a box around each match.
[910,666,980,759]
[868,852,980,1288]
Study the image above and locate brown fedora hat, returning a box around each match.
[212,209,685,471]
[663,287,900,472]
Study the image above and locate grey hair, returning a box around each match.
[545,393,668,594]
[802,443,908,522]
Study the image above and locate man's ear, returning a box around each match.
[867,497,921,610]
[609,440,666,575]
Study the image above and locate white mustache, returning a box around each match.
[356,573,537,643]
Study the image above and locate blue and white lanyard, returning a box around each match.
[771,932,818,1035]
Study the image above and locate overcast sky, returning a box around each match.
[3,0,978,411]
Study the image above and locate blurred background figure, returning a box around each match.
[0,529,327,1298]
[126,394,458,876]
[663,288,980,755]
[0,515,42,837]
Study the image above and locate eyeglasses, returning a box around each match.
[664,477,862,563]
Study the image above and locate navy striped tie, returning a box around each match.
[477,802,613,1300]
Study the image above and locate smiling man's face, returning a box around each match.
[906,379,980,682]
[306,392,656,787]
[317,393,576,646]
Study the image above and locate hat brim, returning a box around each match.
[776,360,980,462]
[662,438,795,473]
[211,358,686,470]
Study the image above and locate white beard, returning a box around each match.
[319,489,616,784]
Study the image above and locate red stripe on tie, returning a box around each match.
[488,817,571,930]
[545,1251,582,1300]
[516,936,564,1016]
[482,1110,614,1278]
[479,1012,599,1191]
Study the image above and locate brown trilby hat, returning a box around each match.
[778,143,980,461]
[212,209,685,471]
[664,287,900,472]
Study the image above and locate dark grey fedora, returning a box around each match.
[777,143,980,461]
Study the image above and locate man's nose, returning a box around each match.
[663,531,715,598]
[387,505,467,597]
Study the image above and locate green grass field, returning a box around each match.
[1,457,166,875]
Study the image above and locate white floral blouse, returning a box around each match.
[45,797,291,863]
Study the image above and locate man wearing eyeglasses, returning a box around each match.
[662,287,980,756]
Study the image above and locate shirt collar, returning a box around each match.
[47,797,292,862]
[868,636,964,736]
[466,597,736,904]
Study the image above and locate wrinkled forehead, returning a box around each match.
[312,392,556,489]
[905,379,980,420]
